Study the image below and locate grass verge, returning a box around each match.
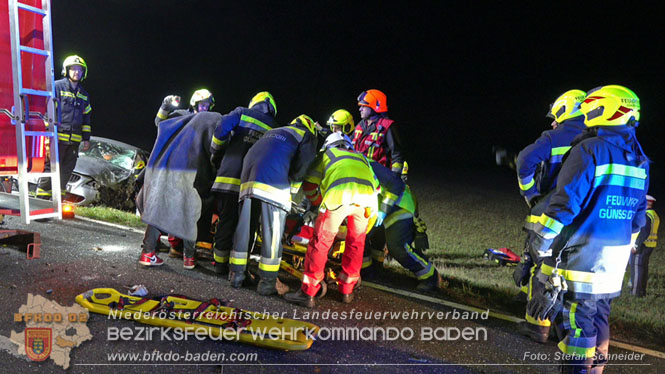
[74,206,146,229]
[410,165,665,351]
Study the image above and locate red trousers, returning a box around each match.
[302,204,370,296]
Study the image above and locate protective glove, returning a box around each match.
[161,95,180,110]
[526,270,567,322]
[512,251,534,287]
[210,152,222,170]
[375,211,387,227]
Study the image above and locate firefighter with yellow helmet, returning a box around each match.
[513,89,587,343]
[527,85,649,373]
[37,55,92,199]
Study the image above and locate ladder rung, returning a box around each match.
[19,88,52,97]
[24,130,57,137]
[20,45,49,57]
[16,3,46,16]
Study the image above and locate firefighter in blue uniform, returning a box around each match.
[37,55,92,198]
[513,90,587,343]
[628,194,659,297]
[145,89,216,261]
[365,161,440,291]
[210,92,279,277]
[526,85,649,373]
[231,115,318,294]
[154,89,215,126]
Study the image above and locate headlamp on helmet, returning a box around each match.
[327,109,355,136]
[357,89,388,113]
[62,55,88,80]
[579,85,640,128]
[547,89,586,123]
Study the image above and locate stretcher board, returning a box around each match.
[76,288,320,351]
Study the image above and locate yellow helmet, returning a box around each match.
[189,89,215,109]
[326,109,355,136]
[580,85,640,127]
[547,89,586,123]
[249,91,277,117]
[61,55,88,80]
[291,114,317,136]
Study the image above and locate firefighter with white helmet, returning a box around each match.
[155,88,215,126]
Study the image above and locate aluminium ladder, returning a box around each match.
[2,0,61,224]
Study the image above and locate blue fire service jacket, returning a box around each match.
[55,78,91,144]
[516,115,586,203]
[531,126,649,300]
[370,161,416,215]
[238,124,318,211]
[210,107,278,194]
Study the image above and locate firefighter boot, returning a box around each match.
[416,269,442,292]
[214,262,229,275]
[284,289,315,308]
[257,277,278,296]
[228,271,246,289]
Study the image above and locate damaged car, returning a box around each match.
[66,136,148,211]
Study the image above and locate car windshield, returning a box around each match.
[79,140,137,171]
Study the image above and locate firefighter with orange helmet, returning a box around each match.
[352,89,405,178]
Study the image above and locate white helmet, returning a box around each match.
[323,132,352,150]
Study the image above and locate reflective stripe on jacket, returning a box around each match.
[55,78,91,144]
[534,126,649,300]
[211,107,278,194]
[304,147,379,211]
[239,125,317,211]
[352,117,403,174]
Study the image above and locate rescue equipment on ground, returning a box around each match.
[483,247,520,266]
[75,288,320,351]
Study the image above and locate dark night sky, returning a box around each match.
[51,2,664,192]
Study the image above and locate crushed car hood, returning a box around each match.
[74,155,133,188]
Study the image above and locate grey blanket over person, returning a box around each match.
[137,111,221,241]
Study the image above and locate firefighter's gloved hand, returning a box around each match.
[512,252,533,287]
[210,152,222,170]
[161,95,180,109]
[526,270,567,322]
[375,211,387,227]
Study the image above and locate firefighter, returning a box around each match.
[352,89,404,178]
[628,194,659,297]
[364,161,441,291]
[513,89,587,343]
[231,115,318,295]
[526,85,648,373]
[210,92,279,277]
[37,55,92,199]
[327,109,355,136]
[148,89,216,260]
[284,132,379,307]
[154,89,215,126]
[137,111,223,269]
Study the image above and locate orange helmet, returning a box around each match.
[357,89,388,113]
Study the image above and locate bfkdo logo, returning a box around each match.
[25,328,52,361]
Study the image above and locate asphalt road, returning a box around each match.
[0,214,663,373]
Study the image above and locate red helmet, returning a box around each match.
[357,89,388,113]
